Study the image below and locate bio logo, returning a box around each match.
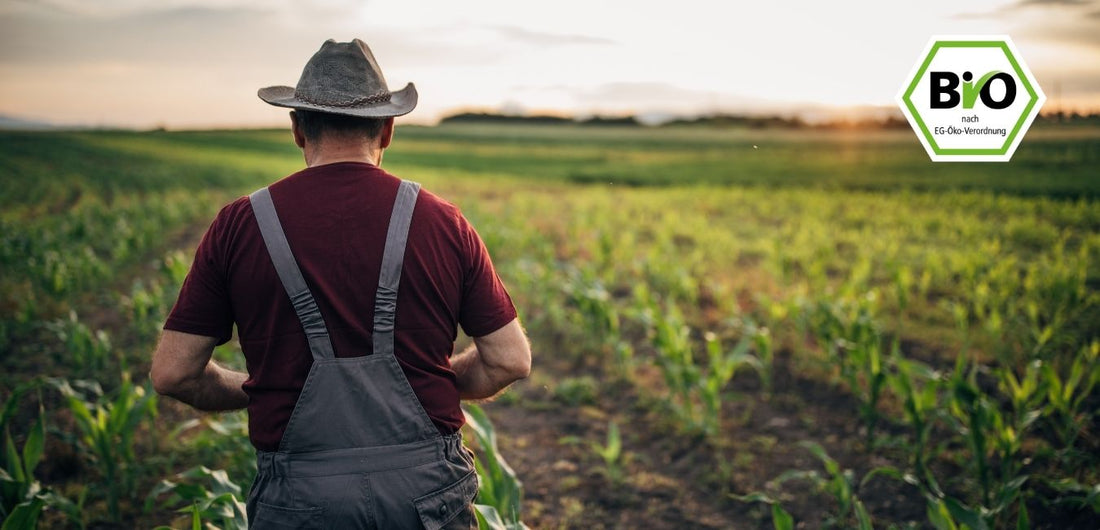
[930,71,1015,110]
[896,35,1045,162]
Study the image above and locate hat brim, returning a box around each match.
[257,82,417,118]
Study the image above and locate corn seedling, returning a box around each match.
[737,442,873,530]
[52,373,157,522]
[1044,478,1100,514]
[649,303,762,437]
[1040,340,1099,451]
[771,441,873,529]
[146,466,247,530]
[590,421,624,486]
[730,492,795,530]
[0,382,46,526]
[739,315,775,394]
[563,267,634,377]
[701,331,761,436]
[170,413,256,484]
[945,355,1033,528]
[804,294,888,446]
[887,353,942,486]
[553,376,598,406]
[47,311,112,376]
[463,404,529,530]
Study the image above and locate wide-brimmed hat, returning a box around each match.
[258,39,416,118]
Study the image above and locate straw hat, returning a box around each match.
[258,39,417,118]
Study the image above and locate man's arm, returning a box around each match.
[150,329,248,411]
[451,318,531,400]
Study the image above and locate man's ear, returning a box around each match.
[379,117,395,149]
[290,111,306,149]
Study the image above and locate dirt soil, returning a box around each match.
[479,342,1100,529]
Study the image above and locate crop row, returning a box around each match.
[444,178,1099,528]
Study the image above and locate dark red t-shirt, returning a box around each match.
[164,162,517,451]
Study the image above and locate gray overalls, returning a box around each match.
[245,180,478,529]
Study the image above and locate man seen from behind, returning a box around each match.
[150,38,532,529]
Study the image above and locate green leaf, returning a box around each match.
[943,497,988,530]
[798,441,839,477]
[926,499,958,530]
[21,406,45,480]
[1,386,31,434]
[1,497,44,530]
[474,503,507,530]
[730,492,779,505]
[771,503,794,530]
[854,498,873,530]
[860,466,919,489]
[3,429,24,484]
[1016,500,1029,530]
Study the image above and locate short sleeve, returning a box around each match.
[163,210,235,345]
[457,216,517,338]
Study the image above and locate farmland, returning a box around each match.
[1,123,1098,528]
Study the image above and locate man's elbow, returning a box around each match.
[150,360,196,398]
[150,365,180,396]
[507,342,532,381]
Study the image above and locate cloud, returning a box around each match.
[954,0,1099,18]
[950,0,1100,52]
[562,82,777,115]
[1014,0,1094,6]
[0,5,284,64]
[488,25,614,47]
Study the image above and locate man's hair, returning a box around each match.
[293,110,386,142]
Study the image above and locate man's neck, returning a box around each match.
[304,143,382,168]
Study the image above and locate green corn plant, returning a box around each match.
[730,492,795,530]
[1040,340,1099,451]
[649,304,760,437]
[562,268,633,377]
[161,249,191,286]
[165,412,256,488]
[945,355,1032,528]
[740,315,774,394]
[887,353,942,486]
[589,421,624,486]
[463,404,529,530]
[743,442,873,529]
[52,373,158,522]
[124,279,170,343]
[0,382,46,526]
[652,306,703,433]
[47,311,112,376]
[803,294,887,445]
[774,442,871,529]
[146,466,247,530]
[700,331,761,437]
[862,465,1013,530]
[1043,477,1100,514]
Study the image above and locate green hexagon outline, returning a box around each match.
[901,40,1039,156]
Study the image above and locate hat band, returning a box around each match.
[293,89,392,108]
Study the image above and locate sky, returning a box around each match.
[1,0,1098,128]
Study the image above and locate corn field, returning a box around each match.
[1,125,1098,528]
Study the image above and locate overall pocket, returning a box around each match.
[250,501,324,529]
[412,470,479,530]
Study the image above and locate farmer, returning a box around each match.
[150,38,531,528]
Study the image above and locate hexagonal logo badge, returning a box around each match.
[896,35,1045,162]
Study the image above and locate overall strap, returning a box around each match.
[373,180,421,357]
[249,187,335,360]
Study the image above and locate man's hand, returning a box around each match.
[451,319,531,400]
[151,330,248,411]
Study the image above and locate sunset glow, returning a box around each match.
[1,0,1097,128]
